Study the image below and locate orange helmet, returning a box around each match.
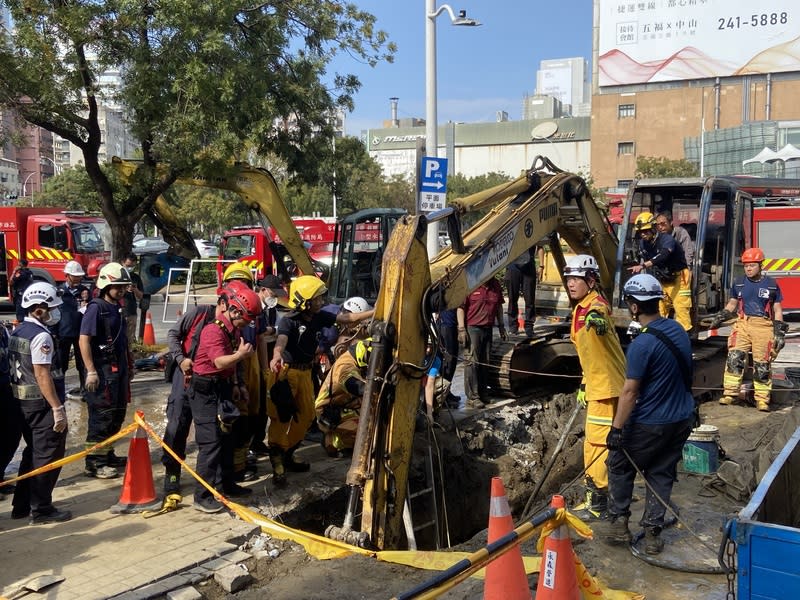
[741,247,765,264]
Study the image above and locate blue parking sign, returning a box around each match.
[419,156,448,212]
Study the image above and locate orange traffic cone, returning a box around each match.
[537,495,580,600]
[485,477,532,600]
[142,311,156,345]
[110,411,161,514]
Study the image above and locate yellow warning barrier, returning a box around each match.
[1,412,640,600]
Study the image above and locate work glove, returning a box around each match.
[457,328,469,348]
[576,383,587,407]
[708,309,735,330]
[773,320,789,357]
[606,426,624,451]
[85,371,99,392]
[52,405,67,433]
[585,312,607,336]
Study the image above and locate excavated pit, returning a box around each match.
[284,386,585,549]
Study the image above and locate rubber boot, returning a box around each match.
[164,469,181,494]
[645,527,664,555]
[589,488,609,520]
[269,446,287,486]
[284,443,310,473]
[595,515,631,544]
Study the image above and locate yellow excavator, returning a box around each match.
[111,157,317,279]
[325,157,618,549]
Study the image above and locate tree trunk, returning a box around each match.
[112,225,135,263]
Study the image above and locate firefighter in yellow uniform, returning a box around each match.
[710,247,786,411]
[564,254,626,519]
[314,339,370,456]
[629,212,692,331]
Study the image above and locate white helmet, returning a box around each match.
[64,260,85,277]
[342,296,371,313]
[22,281,63,308]
[623,274,663,301]
[562,254,599,278]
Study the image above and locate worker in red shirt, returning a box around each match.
[189,286,260,513]
[457,277,506,408]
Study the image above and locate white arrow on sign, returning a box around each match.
[421,180,444,190]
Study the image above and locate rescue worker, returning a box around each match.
[655,212,695,268]
[504,246,543,336]
[10,258,34,323]
[58,260,89,400]
[457,277,507,408]
[269,275,373,485]
[121,253,144,346]
[161,300,218,494]
[597,274,694,555]
[9,282,72,524]
[219,264,264,483]
[0,319,23,498]
[564,254,626,520]
[629,211,692,331]
[250,275,287,456]
[189,286,260,513]
[710,247,786,411]
[79,262,132,479]
[314,338,371,456]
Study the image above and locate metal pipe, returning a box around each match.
[714,77,721,130]
[765,73,772,120]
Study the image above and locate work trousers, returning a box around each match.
[724,317,775,405]
[85,362,129,468]
[267,367,315,451]
[660,269,692,331]
[505,266,536,334]
[464,325,493,404]
[438,323,458,382]
[251,370,273,449]
[58,336,85,391]
[12,398,67,518]
[606,417,693,529]
[189,377,233,502]
[0,384,23,482]
[161,368,193,476]
[585,398,617,490]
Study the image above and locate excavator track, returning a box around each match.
[487,334,580,397]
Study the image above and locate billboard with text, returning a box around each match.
[598,0,798,87]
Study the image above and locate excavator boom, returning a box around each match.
[333,158,617,550]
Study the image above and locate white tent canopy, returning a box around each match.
[774,143,800,162]
[743,147,780,166]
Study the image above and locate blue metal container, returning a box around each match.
[725,426,800,598]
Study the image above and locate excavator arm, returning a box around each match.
[328,157,618,550]
[111,157,316,276]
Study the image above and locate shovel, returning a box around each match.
[3,574,65,599]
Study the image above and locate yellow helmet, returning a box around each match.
[289,275,327,311]
[222,262,254,285]
[634,211,655,232]
[353,338,372,368]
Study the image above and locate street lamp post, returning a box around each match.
[22,172,35,204]
[424,2,480,258]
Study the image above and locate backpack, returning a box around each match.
[164,305,216,382]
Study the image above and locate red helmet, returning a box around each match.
[224,286,262,323]
[741,247,765,264]
[223,279,251,296]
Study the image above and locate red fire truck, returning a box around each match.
[0,207,110,302]
[740,181,800,313]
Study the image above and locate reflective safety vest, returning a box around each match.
[9,320,63,400]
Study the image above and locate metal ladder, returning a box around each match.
[402,426,449,550]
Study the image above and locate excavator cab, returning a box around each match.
[328,207,405,305]
[619,177,754,330]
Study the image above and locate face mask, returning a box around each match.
[264,297,278,309]
[45,307,61,326]
[125,266,134,273]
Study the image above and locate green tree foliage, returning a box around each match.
[636,156,699,179]
[284,136,415,217]
[445,172,514,228]
[170,187,251,240]
[33,167,101,212]
[0,1,394,258]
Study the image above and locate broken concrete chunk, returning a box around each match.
[167,586,203,600]
[214,563,252,593]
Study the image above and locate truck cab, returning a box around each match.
[751,197,800,314]
[0,207,110,300]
